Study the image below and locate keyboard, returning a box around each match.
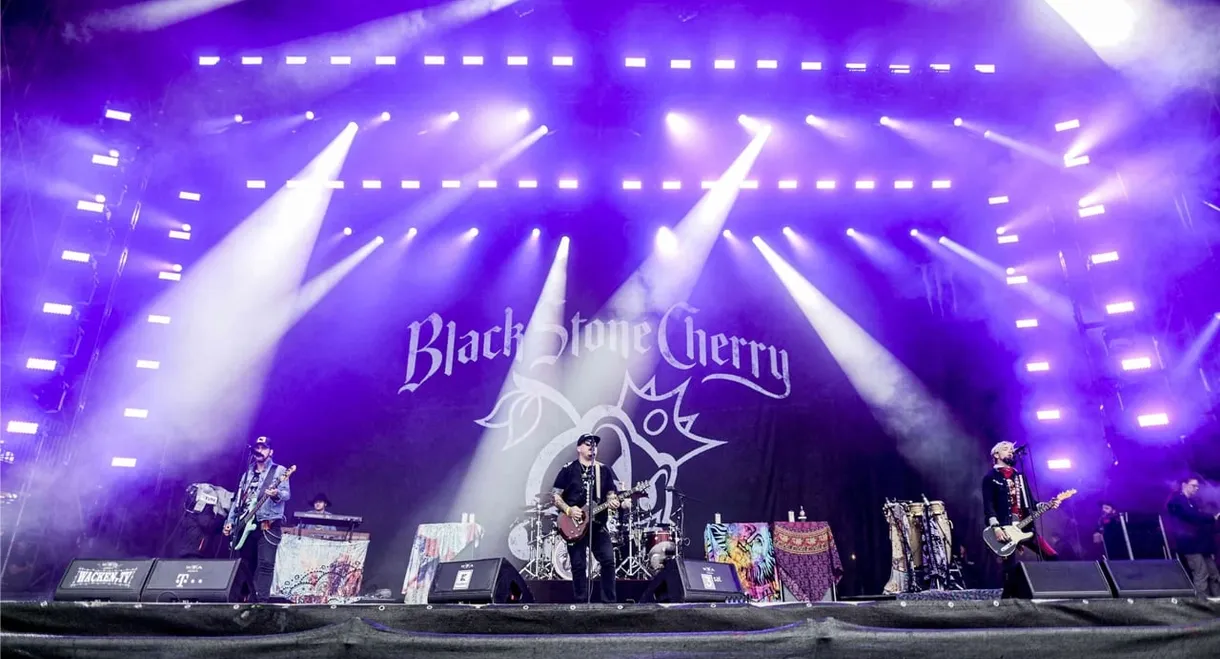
[293,512,363,527]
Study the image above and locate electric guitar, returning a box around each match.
[229,465,296,551]
[982,489,1076,557]
[557,480,649,542]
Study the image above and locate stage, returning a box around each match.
[3,598,1219,658]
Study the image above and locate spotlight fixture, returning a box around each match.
[380,112,391,121]
[234,114,244,123]
[909,229,919,236]
[845,228,856,236]
[953,118,963,127]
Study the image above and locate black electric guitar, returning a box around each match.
[230,465,296,551]
[982,489,1076,557]
[557,481,649,542]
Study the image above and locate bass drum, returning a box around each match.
[550,541,601,581]
[644,528,676,571]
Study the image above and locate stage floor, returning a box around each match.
[3,598,1219,658]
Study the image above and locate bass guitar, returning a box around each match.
[982,488,1076,557]
[557,480,649,542]
[230,465,296,551]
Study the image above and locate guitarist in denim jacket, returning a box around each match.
[982,441,1058,587]
[223,436,291,602]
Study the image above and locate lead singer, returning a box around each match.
[552,433,629,603]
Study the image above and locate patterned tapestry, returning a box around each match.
[703,522,781,602]
[772,521,843,602]
[401,522,484,604]
[270,533,368,604]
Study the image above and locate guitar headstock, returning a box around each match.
[281,465,297,479]
[1054,489,1077,503]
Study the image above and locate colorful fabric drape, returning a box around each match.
[704,522,781,602]
[772,521,843,602]
[401,522,484,604]
[270,533,368,604]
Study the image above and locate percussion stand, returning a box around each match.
[616,505,650,579]
[519,503,545,580]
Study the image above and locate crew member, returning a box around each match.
[1093,502,1121,547]
[552,433,629,603]
[982,441,1058,587]
[223,436,291,602]
[1166,476,1220,596]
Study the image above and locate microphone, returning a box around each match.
[1013,444,1029,454]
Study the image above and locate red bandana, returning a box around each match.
[997,467,1022,516]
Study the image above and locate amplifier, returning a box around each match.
[55,558,156,602]
[640,558,746,603]
[140,559,241,602]
[427,557,533,604]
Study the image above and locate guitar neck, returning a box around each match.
[1016,503,1052,530]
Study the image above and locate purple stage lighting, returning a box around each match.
[424,55,444,65]
[407,228,418,239]
[782,226,795,237]
[234,114,244,123]
[937,236,948,245]
[171,264,183,273]
[656,226,679,254]
[1047,459,1072,470]
[342,227,353,236]
[1137,412,1169,428]
[953,118,963,127]
[722,229,733,238]
[1016,319,1039,329]
[1036,409,1061,421]
[846,228,856,236]
[466,228,480,238]
[665,112,691,135]
[380,112,391,121]
[447,111,460,122]
[1106,301,1135,314]
[305,111,315,120]
[531,228,541,238]
[1121,356,1152,371]
[909,229,919,236]
[7,421,38,435]
[879,116,892,126]
[625,57,646,68]
[111,457,137,468]
[1005,267,1016,275]
[515,108,531,124]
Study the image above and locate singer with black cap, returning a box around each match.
[223,436,291,602]
[552,433,629,602]
[982,441,1058,584]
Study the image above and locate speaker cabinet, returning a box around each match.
[1007,561,1113,599]
[140,559,241,602]
[427,557,534,604]
[640,558,746,603]
[55,559,156,602]
[1102,560,1195,598]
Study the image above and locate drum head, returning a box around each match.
[550,541,601,581]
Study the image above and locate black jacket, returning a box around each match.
[982,468,1035,528]
[1166,493,1217,555]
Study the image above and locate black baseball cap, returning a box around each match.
[252,436,272,449]
[576,434,600,446]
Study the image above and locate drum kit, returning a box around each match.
[512,490,686,581]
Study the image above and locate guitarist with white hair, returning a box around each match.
[982,441,1059,586]
[223,436,292,602]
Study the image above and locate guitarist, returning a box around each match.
[982,441,1058,582]
[552,434,629,603]
[222,436,291,602]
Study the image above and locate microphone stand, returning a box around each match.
[586,445,596,605]
[1016,446,1046,560]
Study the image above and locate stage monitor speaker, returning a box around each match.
[140,559,241,602]
[427,557,534,604]
[1101,560,1195,598]
[55,558,156,602]
[639,558,746,603]
[1007,561,1113,599]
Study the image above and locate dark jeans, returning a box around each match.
[1183,553,1220,597]
[236,519,281,602]
[567,522,616,603]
